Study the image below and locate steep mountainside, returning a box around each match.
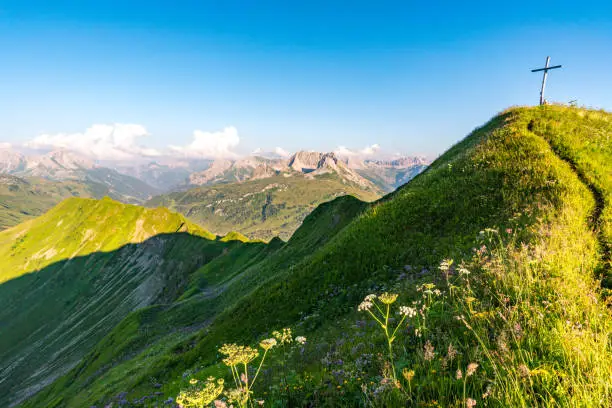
[147,173,380,240]
[6,106,612,407]
[0,198,229,406]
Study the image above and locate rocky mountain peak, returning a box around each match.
[0,149,26,173]
[44,150,95,170]
[288,151,342,173]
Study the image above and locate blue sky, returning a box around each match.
[0,1,611,160]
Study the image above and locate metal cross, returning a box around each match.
[531,56,562,105]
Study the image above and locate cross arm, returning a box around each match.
[531,65,562,72]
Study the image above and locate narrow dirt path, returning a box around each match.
[528,120,611,286]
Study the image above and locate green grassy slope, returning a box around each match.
[0,198,225,407]
[19,106,612,407]
[0,175,95,230]
[147,173,380,241]
[0,197,215,284]
[21,195,368,407]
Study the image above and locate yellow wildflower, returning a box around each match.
[379,292,398,305]
[402,368,415,382]
[259,338,277,350]
[272,328,293,344]
[177,377,224,407]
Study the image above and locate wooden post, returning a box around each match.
[539,56,550,105]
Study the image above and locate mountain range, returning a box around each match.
[0,147,427,236]
[147,151,382,240]
[186,151,428,193]
[1,105,610,407]
[0,149,159,200]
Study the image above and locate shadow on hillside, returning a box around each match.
[0,231,264,407]
[1,192,373,407]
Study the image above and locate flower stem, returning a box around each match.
[249,349,268,391]
[384,304,396,380]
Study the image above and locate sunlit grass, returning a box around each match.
[20,105,612,407]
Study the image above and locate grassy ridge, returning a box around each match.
[18,106,612,407]
[0,196,214,284]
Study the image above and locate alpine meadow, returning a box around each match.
[1,105,611,407]
[2,2,612,407]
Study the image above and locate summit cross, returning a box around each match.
[531,56,562,105]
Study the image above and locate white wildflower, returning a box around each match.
[358,301,373,311]
[399,306,417,318]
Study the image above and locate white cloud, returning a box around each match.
[274,147,291,157]
[334,143,381,157]
[360,144,380,155]
[0,142,12,149]
[169,126,240,159]
[25,124,161,160]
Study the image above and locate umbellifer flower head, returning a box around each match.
[399,306,417,318]
[272,328,293,344]
[379,292,398,305]
[358,300,373,311]
[219,344,259,366]
[259,338,277,350]
[176,376,224,407]
[295,336,307,345]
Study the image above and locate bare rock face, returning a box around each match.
[189,159,234,185]
[0,149,27,173]
[24,150,95,179]
[251,163,278,180]
[288,151,326,173]
[0,149,95,179]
